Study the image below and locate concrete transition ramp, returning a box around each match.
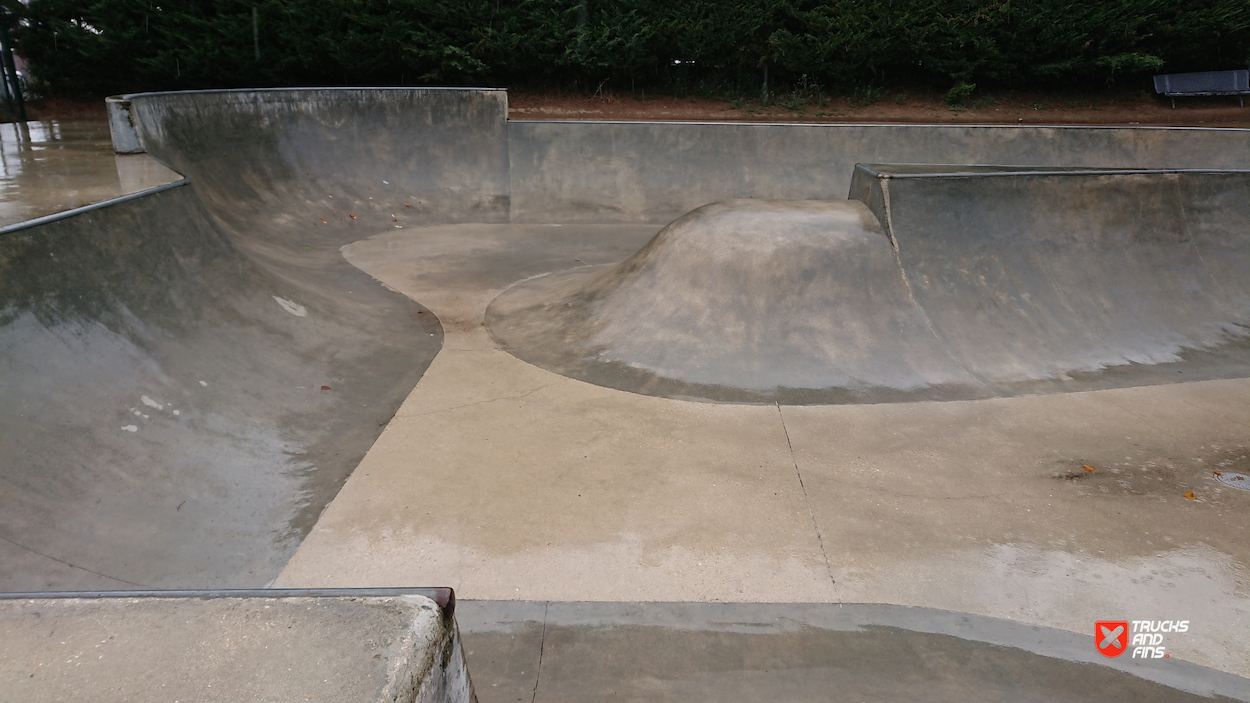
[487,165,1250,403]
[0,88,520,591]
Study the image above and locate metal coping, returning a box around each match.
[507,118,1250,132]
[0,587,456,615]
[111,87,1248,131]
[0,179,189,238]
[122,86,506,101]
[856,163,1250,179]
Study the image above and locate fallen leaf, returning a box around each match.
[1082,465,1096,472]
[1214,471,1223,476]
[320,385,331,391]
[349,213,356,220]
[404,203,411,207]
[1184,491,1196,499]
[321,218,327,223]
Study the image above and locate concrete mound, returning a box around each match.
[487,199,981,404]
[488,167,1250,404]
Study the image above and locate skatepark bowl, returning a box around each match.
[2,87,1250,701]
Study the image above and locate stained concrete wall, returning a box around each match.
[850,166,1250,395]
[508,120,1250,223]
[108,89,1250,227]
[127,87,511,225]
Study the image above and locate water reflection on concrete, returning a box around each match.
[0,119,180,228]
[459,601,1250,702]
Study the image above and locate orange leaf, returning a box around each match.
[1081,465,1095,472]
[1184,491,1196,500]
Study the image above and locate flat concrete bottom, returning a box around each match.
[277,222,1250,687]
[459,601,1249,702]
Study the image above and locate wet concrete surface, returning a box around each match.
[0,183,441,590]
[280,220,1250,685]
[0,95,462,590]
[0,119,180,228]
[458,601,1250,702]
[7,89,1250,697]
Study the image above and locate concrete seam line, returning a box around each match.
[530,601,549,703]
[0,534,150,588]
[776,403,842,606]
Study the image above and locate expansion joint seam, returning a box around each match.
[0,532,150,588]
[776,403,841,606]
[530,601,549,703]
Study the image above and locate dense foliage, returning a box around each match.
[15,1,1250,99]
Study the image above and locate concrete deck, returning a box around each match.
[0,590,471,703]
[0,119,179,228]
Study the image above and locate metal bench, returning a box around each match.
[1153,69,1250,108]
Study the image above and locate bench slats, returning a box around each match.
[1154,69,1250,96]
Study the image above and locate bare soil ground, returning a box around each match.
[14,89,1250,128]
[15,96,108,121]
[510,87,1250,127]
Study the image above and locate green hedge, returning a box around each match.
[17,0,1250,97]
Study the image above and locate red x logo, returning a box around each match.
[1096,621,1129,657]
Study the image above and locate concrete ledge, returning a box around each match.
[0,589,474,703]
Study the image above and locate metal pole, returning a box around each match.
[0,60,13,119]
[0,10,25,122]
[0,49,11,106]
